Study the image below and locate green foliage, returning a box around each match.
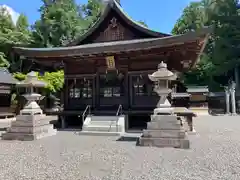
[13,72,26,81]
[172,2,206,35]
[38,70,64,92]
[0,52,10,67]
[171,0,240,89]
[210,0,240,74]
[0,8,32,72]
[32,0,88,47]
[80,0,103,30]
[13,70,64,93]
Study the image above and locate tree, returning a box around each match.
[0,9,32,69]
[172,0,240,89]
[211,0,240,74]
[80,0,103,30]
[32,0,87,47]
[172,2,205,35]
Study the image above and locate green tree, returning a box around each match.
[172,2,205,35]
[0,7,15,68]
[32,0,86,47]
[0,7,32,70]
[80,0,103,30]
[211,0,240,74]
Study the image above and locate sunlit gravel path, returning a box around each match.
[0,116,240,180]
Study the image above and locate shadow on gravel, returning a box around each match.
[56,128,81,132]
[116,136,139,142]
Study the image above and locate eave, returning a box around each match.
[13,27,212,58]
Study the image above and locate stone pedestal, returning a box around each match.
[138,114,190,149]
[1,114,57,141]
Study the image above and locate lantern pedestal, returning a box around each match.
[138,62,190,149]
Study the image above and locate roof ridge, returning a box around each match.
[66,0,169,46]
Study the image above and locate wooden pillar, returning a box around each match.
[96,72,100,109]
[64,78,68,110]
[129,74,133,108]
[124,71,129,109]
[92,75,96,108]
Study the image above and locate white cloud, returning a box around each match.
[0,4,20,24]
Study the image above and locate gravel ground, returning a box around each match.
[0,116,240,180]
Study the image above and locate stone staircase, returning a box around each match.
[80,115,125,136]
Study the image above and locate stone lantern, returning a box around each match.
[138,62,190,149]
[17,71,46,115]
[2,71,57,141]
[148,61,177,114]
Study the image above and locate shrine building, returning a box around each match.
[12,0,211,130]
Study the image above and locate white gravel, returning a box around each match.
[0,116,240,180]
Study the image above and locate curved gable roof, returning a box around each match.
[67,0,170,46]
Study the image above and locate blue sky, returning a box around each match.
[0,0,198,33]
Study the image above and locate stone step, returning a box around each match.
[77,131,120,136]
[147,121,182,130]
[16,114,46,121]
[142,129,186,138]
[89,121,117,125]
[149,119,181,125]
[11,119,51,127]
[151,115,177,122]
[138,137,189,149]
[1,129,57,141]
[91,116,118,121]
[8,124,54,134]
[82,125,118,132]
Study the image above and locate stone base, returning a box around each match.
[1,114,57,141]
[2,129,57,141]
[143,129,186,138]
[138,114,190,149]
[154,107,174,115]
[138,136,190,149]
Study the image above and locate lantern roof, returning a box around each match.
[148,61,177,81]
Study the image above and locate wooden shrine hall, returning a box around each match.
[13,0,211,130]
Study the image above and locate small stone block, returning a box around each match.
[147,121,182,130]
[16,114,46,121]
[143,129,186,138]
[2,129,57,141]
[11,118,50,127]
[138,137,190,149]
[151,115,177,122]
[8,124,54,134]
